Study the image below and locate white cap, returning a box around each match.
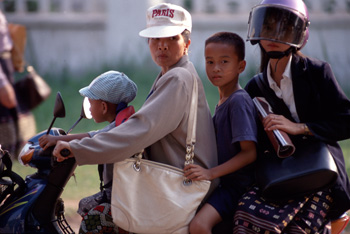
[139,3,192,38]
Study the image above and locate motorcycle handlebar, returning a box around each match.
[60,149,71,157]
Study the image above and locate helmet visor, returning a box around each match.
[247,5,308,48]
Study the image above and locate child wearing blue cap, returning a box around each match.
[39,70,137,216]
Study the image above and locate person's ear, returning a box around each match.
[184,39,191,55]
[101,101,108,115]
[187,39,191,48]
[238,60,246,74]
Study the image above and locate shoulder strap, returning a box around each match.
[255,73,277,108]
[184,75,198,166]
[136,75,198,170]
[186,75,198,147]
[254,73,293,120]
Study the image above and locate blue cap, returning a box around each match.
[79,71,137,104]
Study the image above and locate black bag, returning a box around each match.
[253,73,339,201]
[256,140,338,201]
[14,66,51,111]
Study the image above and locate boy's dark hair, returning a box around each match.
[205,32,245,61]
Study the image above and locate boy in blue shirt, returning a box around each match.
[184,32,258,233]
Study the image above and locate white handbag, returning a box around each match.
[111,75,211,234]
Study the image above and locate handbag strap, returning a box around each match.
[185,75,198,166]
[254,73,293,120]
[255,73,278,109]
[135,75,199,166]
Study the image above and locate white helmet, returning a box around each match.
[247,0,310,50]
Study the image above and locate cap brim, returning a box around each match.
[79,87,99,100]
[139,26,187,38]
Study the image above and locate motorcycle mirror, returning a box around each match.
[66,97,92,134]
[53,92,66,118]
[46,92,66,135]
[82,97,92,120]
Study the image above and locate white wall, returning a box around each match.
[3,0,350,89]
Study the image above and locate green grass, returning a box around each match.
[12,64,350,203]
[8,64,350,231]
[14,64,161,203]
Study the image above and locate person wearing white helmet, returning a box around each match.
[52,3,218,233]
[233,0,350,233]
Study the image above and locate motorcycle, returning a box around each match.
[1,92,348,234]
[0,92,91,233]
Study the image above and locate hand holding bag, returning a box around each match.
[14,66,51,111]
[111,76,211,234]
[253,74,338,201]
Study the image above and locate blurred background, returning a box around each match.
[2,0,350,84]
[0,0,350,119]
[2,0,350,120]
[3,0,350,232]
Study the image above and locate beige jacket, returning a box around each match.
[70,55,218,175]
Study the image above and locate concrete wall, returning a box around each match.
[3,0,350,89]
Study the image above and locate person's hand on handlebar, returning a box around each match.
[53,141,74,162]
[39,134,57,150]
